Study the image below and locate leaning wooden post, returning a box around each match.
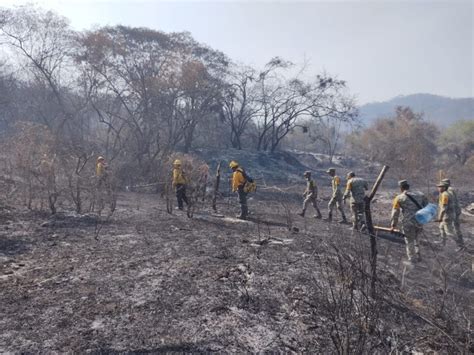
[364,165,390,297]
[212,162,221,212]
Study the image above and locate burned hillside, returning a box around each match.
[0,4,473,354]
[1,151,473,353]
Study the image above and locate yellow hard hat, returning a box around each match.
[229,160,239,169]
[173,159,182,166]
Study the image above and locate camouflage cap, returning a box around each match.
[326,168,336,174]
[441,178,451,186]
[436,181,448,188]
[398,179,409,188]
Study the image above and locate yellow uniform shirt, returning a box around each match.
[96,162,106,177]
[172,168,187,186]
[232,168,246,192]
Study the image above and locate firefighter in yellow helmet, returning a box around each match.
[229,160,248,219]
[437,181,465,251]
[96,156,108,183]
[95,156,114,211]
[172,159,189,210]
[325,168,347,223]
[441,178,464,248]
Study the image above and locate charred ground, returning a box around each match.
[1,177,473,353]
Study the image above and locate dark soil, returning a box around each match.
[1,183,473,353]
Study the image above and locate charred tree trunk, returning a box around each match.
[212,162,221,212]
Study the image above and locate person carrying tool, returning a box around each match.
[298,171,322,218]
[390,180,428,265]
[325,168,347,223]
[172,159,189,210]
[229,160,249,220]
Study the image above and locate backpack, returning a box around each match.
[240,168,257,193]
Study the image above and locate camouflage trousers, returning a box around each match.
[302,195,321,217]
[454,213,463,240]
[402,223,422,261]
[328,194,346,219]
[350,202,365,230]
[440,216,464,247]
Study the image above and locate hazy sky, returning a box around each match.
[1,0,473,104]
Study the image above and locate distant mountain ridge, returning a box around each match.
[359,93,474,127]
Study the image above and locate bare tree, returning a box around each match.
[77,26,228,182]
[220,65,260,150]
[0,62,19,133]
[0,7,103,214]
[0,6,76,133]
[253,59,355,153]
[305,94,358,163]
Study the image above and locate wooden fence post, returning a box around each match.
[364,165,390,297]
[212,162,221,212]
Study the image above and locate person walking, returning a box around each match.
[172,159,189,211]
[390,180,428,265]
[437,181,465,251]
[441,178,464,247]
[343,171,368,231]
[325,168,347,223]
[298,171,322,219]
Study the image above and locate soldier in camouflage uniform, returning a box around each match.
[390,180,428,264]
[343,171,368,231]
[298,171,322,218]
[441,178,464,245]
[325,168,347,223]
[437,181,465,251]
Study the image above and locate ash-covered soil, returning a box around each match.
[1,184,473,353]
